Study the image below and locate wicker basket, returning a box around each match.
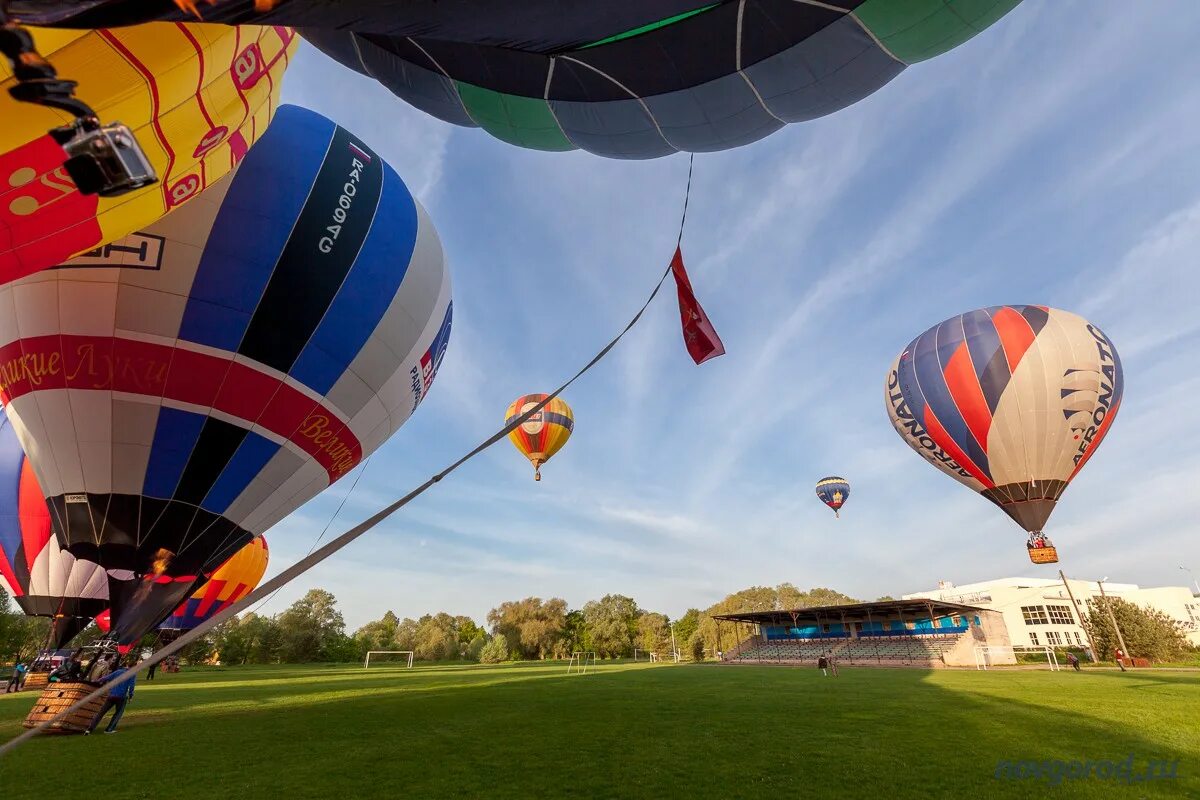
[23,682,107,734]
[21,671,50,691]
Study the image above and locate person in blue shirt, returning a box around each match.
[5,662,26,693]
[85,661,135,734]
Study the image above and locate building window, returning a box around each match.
[1046,631,1062,646]
[1047,605,1075,624]
[1073,631,1083,645]
[1021,605,1048,625]
[1029,632,1040,646]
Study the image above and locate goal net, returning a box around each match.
[649,651,681,664]
[974,645,1059,671]
[364,650,414,669]
[567,651,596,675]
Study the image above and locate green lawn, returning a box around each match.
[1,662,1195,798]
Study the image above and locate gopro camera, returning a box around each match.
[52,118,158,197]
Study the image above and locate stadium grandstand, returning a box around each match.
[711,600,1013,668]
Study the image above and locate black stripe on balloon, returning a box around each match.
[238,125,384,374]
[1022,305,1049,337]
[172,417,250,507]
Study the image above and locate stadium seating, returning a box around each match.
[730,633,965,666]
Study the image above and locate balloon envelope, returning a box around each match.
[302,0,1022,157]
[815,476,850,516]
[160,535,269,633]
[0,104,452,643]
[0,23,296,284]
[0,406,107,648]
[9,1,1023,157]
[506,395,573,480]
[885,305,1122,538]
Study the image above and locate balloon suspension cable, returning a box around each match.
[241,456,374,619]
[0,150,699,757]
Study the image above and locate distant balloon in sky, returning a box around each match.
[0,104,452,644]
[885,306,1123,564]
[0,406,106,648]
[9,1,1024,158]
[506,395,574,481]
[815,477,850,518]
[0,23,296,284]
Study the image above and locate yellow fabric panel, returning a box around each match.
[0,22,296,282]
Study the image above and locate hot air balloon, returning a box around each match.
[0,104,452,645]
[0,23,296,284]
[94,536,268,638]
[10,1,1024,158]
[885,306,1123,564]
[0,405,106,649]
[815,476,850,518]
[506,395,573,481]
[158,535,268,637]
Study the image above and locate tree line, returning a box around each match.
[4,582,1192,666]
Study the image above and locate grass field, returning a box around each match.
[1,661,1196,798]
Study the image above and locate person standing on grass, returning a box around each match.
[1114,648,1128,672]
[143,658,157,681]
[1066,652,1080,671]
[85,664,136,735]
[5,662,26,693]
[818,654,828,677]
[828,652,839,678]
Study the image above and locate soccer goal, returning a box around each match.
[567,651,596,674]
[648,652,680,663]
[974,645,1060,671]
[364,650,414,669]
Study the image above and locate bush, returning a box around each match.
[690,635,705,663]
[479,635,509,664]
[466,635,486,662]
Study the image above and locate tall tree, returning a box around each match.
[582,595,639,658]
[487,597,568,660]
[673,609,701,654]
[276,588,346,662]
[1087,597,1189,662]
[637,612,671,656]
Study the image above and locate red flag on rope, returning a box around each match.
[670,247,725,365]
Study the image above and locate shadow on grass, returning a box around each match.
[1,664,1194,799]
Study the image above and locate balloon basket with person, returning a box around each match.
[21,642,127,734]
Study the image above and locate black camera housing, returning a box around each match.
[54,119,158,198]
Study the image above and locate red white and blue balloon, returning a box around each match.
[885,305,1122,543]
[0,105,452,643]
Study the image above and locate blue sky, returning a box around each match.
[263,2,1200,630]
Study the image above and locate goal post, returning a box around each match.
[974,645,1059,671]
[364,650,414,669]
[567,651,596,675]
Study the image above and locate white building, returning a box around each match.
[904,577,1200,652]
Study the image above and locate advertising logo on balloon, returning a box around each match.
[886,367,976,483]
[232,43,266,90]
[1064,324,1122,474]
[409,302,453,412]
[54,233,165,271]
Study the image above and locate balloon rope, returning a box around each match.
[243,455,373,618]
[0,151,698,757]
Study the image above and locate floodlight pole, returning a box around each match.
[1058,570,1097,663]
[1181,565,1200,596]
[1096,578,1130,665]
[670,623,677,662]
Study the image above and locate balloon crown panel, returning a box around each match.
[0,105,452,643]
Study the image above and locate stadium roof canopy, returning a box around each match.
[710,599,985,627]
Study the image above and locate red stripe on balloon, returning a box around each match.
[0,551,21,597]
[924,405,995,489]
[942,342,992,452]
[0,335,361,482]
[991,306,1037,374]
[1069,397,1120,480]
[17,459,51,573]
[193,579,227,618]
